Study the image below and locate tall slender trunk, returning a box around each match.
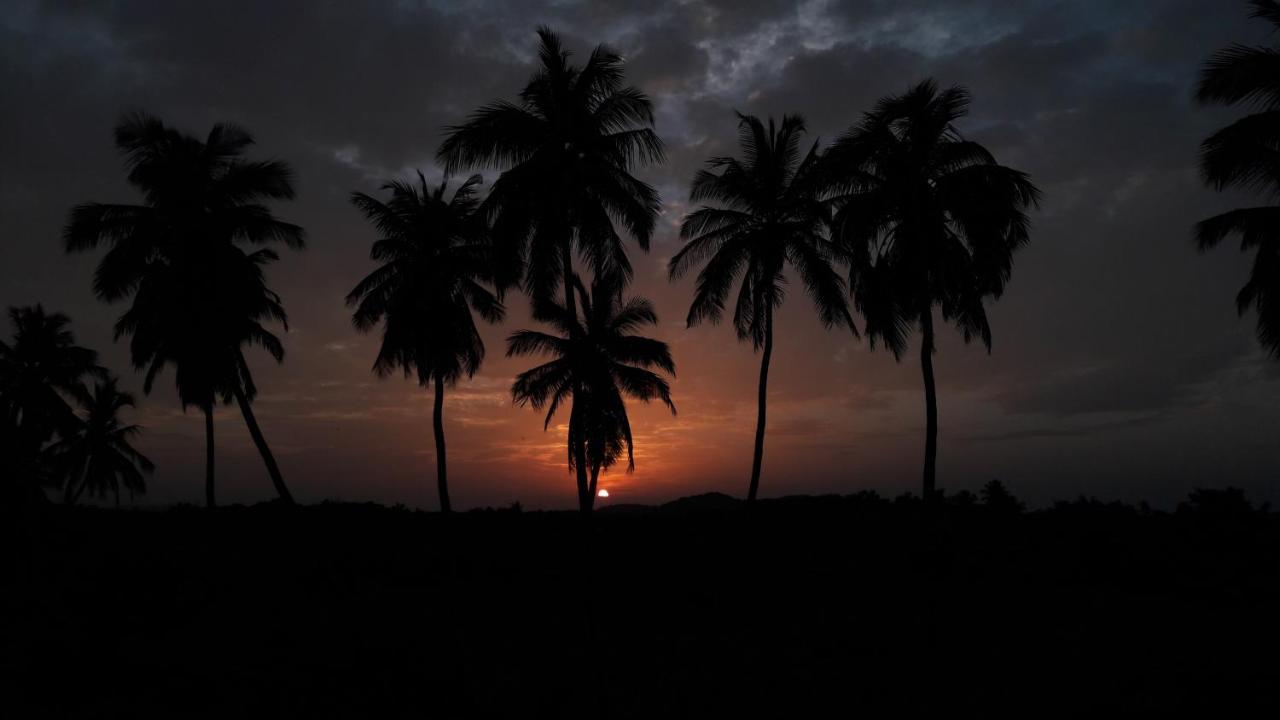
[205,403,216,509]
[587,461,601,512]
[747,307,774,503]
[561,243,591,515]
[232,382,294,505]
[920,305,938,501]
[433,373,451,514]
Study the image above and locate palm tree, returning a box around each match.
[826,81,1039,500]
[51,377,155,506]
[65,113,303,507]
[508,274,675,513]
[1195,0,1280,356]
[670,114,853,503]
[0,305,105,500]
[347,173,505,513]
[439,28,663,503]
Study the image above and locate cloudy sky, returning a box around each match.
[3,0,1278,509]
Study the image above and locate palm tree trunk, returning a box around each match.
[204,403,216,508]
[587,461,601,511]
[747,307,774,503]
[433,373,451,514]
[920,306,938,501]
[561,243,591,515]
[232,383,295,505]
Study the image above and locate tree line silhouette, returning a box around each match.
[2,3,1277,514]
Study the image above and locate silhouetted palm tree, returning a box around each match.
[51,378,154,506]
[439,27,663,498]
[508,274,675,513]
[0,305,105,498]
[65,113,303,507]
[347,173,505,513]
[670,114,853,503]
[438,27,663,300]
[826,81,1039,500]
[1196,0,1280,356]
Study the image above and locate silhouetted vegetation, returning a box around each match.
[508,273,675,513]
[347,173,505,513]
[826,81,1040,500]
[671,114,853,502]
[439,27,665,510]
[65,113,302,507]
[1196,0,1280,356]
[5,9,1279,715]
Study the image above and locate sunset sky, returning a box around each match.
[4,0,1279,509]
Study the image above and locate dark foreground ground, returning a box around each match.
[3,489,1279,717]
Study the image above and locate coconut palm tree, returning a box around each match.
[0,305,105,500]
[826,81,1039,500]
[438,27,663,301]
[439,27,663,498]
[508,274,675,514]
[670,114,853,503]
[65,113,303,507]
[347,173,504,513]
[1195,0,1280,356]
[52,377,154,506]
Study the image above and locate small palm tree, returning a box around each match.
[508,275,675,513]
[670,114,853,503]
[52,378,155,506]
[347,173,505,513]
[65,113,303,507]
[826,81,1039,500]
[0,306,105,499]
[1196,0,1280,356]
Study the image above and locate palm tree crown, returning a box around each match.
[51,378,155,505]
[827,80,1039,498]
[508,275,675,511]
[670,113,853,502]
[437,26,664,300]
[1195,0,1280,355]
[0,305,106,498]
[347,173,505,513]
[0,305,105,441]
[348,173,504,384]
[64,113,303,506]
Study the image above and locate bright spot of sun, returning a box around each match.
[597,489,610,498]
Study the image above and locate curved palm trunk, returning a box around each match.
[433,373,451,514]
[232,382,295,505]
[205,403,216,509]
[747,307,774,503]
[920,307,938,501]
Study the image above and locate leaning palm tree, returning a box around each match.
[826,81,1039,500]
[52,377,154,506]
[508,274,675,514]
[65,113,303,507]
[0,305,105,499]
[670,114,853,503]
[1196,0,1280,356]
[347,173,504,513]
